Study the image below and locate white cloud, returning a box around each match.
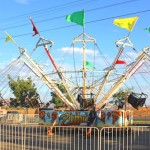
[59,47,98,55]
[15,0,32,4]
[126,51,138,58]
[0,58,16,70]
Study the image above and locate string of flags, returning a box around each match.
[4,10,140,41]
[4,10,148,48]
[4,11,139,68]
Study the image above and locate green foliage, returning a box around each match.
[109,88,132,106]
[50,84,71,108]
[8,75,38,107]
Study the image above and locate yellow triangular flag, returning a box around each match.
[5,32,15,43]
[113,16,138,31]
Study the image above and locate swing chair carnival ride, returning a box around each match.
[0,14,150,128]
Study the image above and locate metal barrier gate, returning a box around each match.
[0,124,99,150]
[100,126,150,150]
[0,124,150,150]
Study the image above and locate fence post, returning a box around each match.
[21,124,26,150]
[99,128,102,150]
[20,124,24,150]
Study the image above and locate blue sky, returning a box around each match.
[0,0,150,104]
[0,0,149,63]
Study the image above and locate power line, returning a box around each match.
[0,0,98,23]
[0,0,138,31]
[86,9,150,24]
[0,8,149,40]
[87,0,138,12]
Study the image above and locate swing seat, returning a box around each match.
[83,98,94,108]
[127,92,148,110]
[118,101,125,109]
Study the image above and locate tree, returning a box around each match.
[109,88,132,108]
[50,83,71,108]
[8,75,39,108]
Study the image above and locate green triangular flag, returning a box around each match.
[86,61,95,69]
[66,10,84,26]
[144,27,150,33]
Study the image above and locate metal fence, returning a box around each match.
[0,124,99,150]
[100,126,150,150]
[0,124,150,150]
[0,114,39,124]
